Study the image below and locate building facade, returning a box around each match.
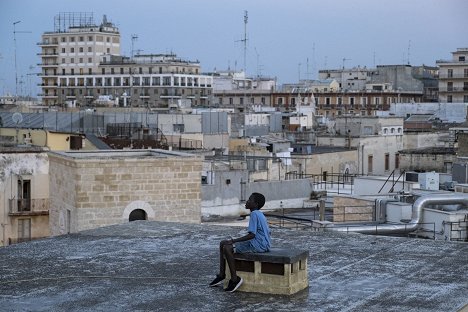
[38,13,212,108]
[437,48,468,103]
[0,148,50,246]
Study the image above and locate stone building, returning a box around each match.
[48,149,202,235]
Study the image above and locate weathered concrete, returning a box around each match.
[0,221,467,312]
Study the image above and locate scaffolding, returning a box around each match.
[54,12,95,32]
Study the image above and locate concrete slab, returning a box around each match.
[0,221,467,312]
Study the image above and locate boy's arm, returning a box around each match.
[231,232,255,244]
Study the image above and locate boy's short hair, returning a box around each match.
[251,192,266,209]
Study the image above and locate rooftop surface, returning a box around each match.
[0,221,467,312]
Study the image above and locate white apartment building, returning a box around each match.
[437,48,468,103]
[38,13,212,108]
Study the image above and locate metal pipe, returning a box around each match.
[324,194,468,235]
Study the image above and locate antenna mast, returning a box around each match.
[131,34,138,59]
[407,40,411,65]
[242,10,248,74]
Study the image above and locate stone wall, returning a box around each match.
[49,150,202,235]
[333,196,374,222]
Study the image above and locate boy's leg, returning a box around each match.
[218,241,228,276]
[223,243,237,281]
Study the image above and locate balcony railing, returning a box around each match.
[439,87,468,93]
[8,198,49,216]
[439,74,468,79]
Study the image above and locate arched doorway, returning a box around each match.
[129,209,147,221]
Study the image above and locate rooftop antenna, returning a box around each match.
[131,34,138,59]
[342,58,351,69]
[312,43,316,79]
[407,40,411,65]
[243,11,248,74]
[235,11,248,75]
[13,21,31,103]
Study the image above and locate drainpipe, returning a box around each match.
[324,193,468,235]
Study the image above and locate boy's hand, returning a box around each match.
[220,239,233,246]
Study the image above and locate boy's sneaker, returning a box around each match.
[224,276,243,292]
[209,274,225,287]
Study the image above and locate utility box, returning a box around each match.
[418,172,439,191]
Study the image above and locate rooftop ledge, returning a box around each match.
[48,148,198,159]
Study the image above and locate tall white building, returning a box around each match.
[38,13,212,108]
[437,48,468,103]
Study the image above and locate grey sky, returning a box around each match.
[0,0,467,97]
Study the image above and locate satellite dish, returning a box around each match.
[12,112,23,125]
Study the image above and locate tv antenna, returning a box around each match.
[13,21,31,101]
[342,58,351,69]
[235,11,248,74]
[407,40,411,65]
[131,34,138,59]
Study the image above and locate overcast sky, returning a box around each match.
[1,0,467,97]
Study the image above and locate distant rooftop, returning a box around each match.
[0,221,466,311]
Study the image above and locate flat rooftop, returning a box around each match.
[48,149,195,159]
[1,221,467,312]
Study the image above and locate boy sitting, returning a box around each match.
[209,192,271,292]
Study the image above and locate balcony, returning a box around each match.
[439,74,468,79]
[37,41,58,46]
[8,198,49,216]
[439,87,468,93]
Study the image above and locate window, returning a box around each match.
[102,68,105,75]
[337,97,342,105]
[350,97,355,106]
[240,97,244,105]
[88,47,92,52]
[385,153,390,171]
[465,69,468,78]
[88,57,92,63]
[62,48,65,53]
[219,97,223,105]
[139,67,142,74]
[448,69,453,78]
[459,56,465,62]
[106,37,110,42]
[120,68,124,74]
[464,95,468,103]
[447,95,452,103]
[229,98,233,105]
[107,48,110,53]
[79,36,84,42]
[278,97,283,105]
[88,36,93,41]
[71,58,74,63]
[79,58,83,63]
[70,37,75,42]
[173,124,185,132]
[447,82,453,91]
[61,37,66,42]
[71,48,74,53]
[368,155,373,173]
[111,68,115,74]
[61,58,65,63]
[18,219,31,243]
[395,154,400,169]
[261,97,265,104]
[88,68,92,75]
[326,97,331,105]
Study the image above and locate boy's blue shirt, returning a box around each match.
[247,210,271,252]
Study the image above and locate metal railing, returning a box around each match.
[310,173,361,194]
[8,198,49,214]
